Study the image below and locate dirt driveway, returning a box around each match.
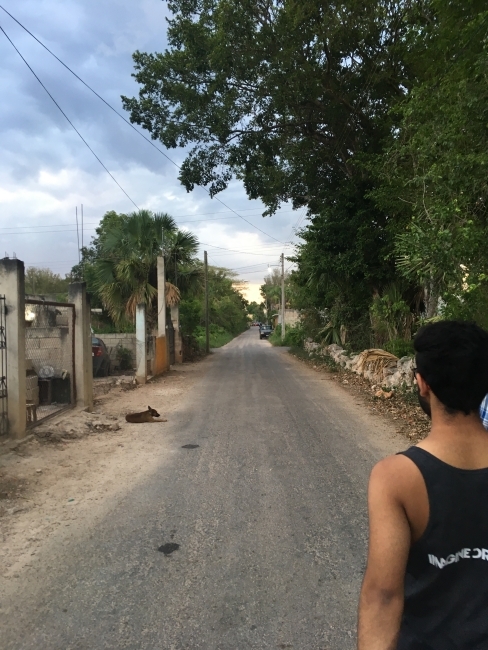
[0,361,205,582]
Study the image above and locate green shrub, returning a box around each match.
[383,338,414,358]
[269,323,305,347]
[179,299,202,335]
[193,324,234,349]
[116,345,133,370]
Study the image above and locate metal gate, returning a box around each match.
[0,295,7,437]
[25,300,76,427]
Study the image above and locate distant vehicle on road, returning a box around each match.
[92,336,111,377]
[259,324,273,340]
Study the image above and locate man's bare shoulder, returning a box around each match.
[370,452,422,496]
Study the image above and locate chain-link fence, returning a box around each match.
[25,300,75,426]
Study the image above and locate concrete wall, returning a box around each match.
[95,333,161,375]
[95,333,136,367]
[0,265,94,439]
[272,309,300,328]
[284,309,300,326]
[25,326,72,375]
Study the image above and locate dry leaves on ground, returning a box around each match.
[294,352,430,444]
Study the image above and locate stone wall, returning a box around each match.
[304,340,415,389]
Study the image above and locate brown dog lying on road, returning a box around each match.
[125,406,167,423]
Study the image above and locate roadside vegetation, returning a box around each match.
[122,0,488,353]
[67,209,250,350]
[25,267,70,302]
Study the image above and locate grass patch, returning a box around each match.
[268,330,282,346]
[194,325,236,349]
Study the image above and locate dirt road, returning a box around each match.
[1,329,406,649]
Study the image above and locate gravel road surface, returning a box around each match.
[1,329,404,649]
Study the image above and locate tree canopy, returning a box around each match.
[25,267,70,298]
[123,0,488,349]
[122,0,415,214]
[71,210,251,344]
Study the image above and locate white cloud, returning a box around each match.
[0,0,301,282]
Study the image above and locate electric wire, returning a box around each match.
[0,207,297,233]
[0,5,284,244]
[0,25,140,210]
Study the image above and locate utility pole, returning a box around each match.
[204,251,210,354]
[281,253,285,342]
[81,203,84,280]
[158,226,166,339]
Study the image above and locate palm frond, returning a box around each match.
[165,282,181,306]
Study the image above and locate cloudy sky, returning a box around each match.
[0,0,304,303]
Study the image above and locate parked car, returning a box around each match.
[92,336,111,377]
[259,324,273,340]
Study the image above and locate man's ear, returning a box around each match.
[416,373,431,397]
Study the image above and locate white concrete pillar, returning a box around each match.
[0,258,26,439]
[154,256,169,374]
[171,304,183,364]
[68,283,93,410]
[135,303,147,384]
[157,257,166,336]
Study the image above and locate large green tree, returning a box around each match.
[121,0,488,342]
[372,0,488,316]
[122,0,417,215]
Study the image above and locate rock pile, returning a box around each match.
[34,410,121,443]
[304,340,415,389]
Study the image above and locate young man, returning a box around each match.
[358,321,488,649]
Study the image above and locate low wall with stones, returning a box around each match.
[304,340,414,389]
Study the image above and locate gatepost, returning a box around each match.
[135,303,147,384]
[154,256,170,374]
[0,258,26,439]
[68,283,93,410]
[171,305,183,364]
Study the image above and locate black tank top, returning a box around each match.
[397,446,488,649]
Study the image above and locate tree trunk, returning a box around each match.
[425,278,439,318]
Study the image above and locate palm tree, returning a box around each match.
[162,228,201,296]
[94,210,199,325]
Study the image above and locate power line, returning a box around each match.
[0,207,298,233]
[0,5,284,244]
[198,242,289,256]
[0,24,140,210]
[226,263,270,271]
[0,218,239,235]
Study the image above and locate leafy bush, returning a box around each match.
[179,299,202,335]
[269,323,305,347]
[440,281,488,332]
[193,324,234,349]
[383,338,414,358]
[116,345,134,370]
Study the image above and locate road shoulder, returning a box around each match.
[0,360,209,589]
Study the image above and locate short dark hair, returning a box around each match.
[414,320,488,415]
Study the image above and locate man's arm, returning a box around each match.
[358,457,412,650]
